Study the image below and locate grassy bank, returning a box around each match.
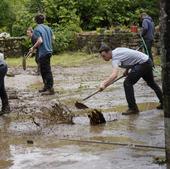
[6,52,100,67]
[6,52,161,67]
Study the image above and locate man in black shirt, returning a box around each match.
[0,59,10,115]
[27,27,40,74]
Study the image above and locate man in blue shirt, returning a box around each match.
[140,13,155,65]
[0,59,10,115]
[30,14,54,95]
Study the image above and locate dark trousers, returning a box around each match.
[144,39,154,64]
[0,64,9,109]
[124,60,163,109]
[38,53,53,89]
[35,52,40,73]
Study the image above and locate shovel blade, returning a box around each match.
[22,57,26,70]
[75,101,89,109]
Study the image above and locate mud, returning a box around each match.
[0,63,166,169]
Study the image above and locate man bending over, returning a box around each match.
[99,45,163,115]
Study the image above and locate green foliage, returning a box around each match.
[53,23,81,53]
[42,0,81,52]
[42,0,79,25]
[0,0,16,34]
[12,12,35,36]
[26,0,44,13]
[0,0,160,52]
[76,0,159,30]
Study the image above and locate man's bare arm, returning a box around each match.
[100,68,119,90]
[30,37,43,52]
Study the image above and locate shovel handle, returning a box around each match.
[82,89,101,101]
[24,51,32,59]
[83,75,125,101]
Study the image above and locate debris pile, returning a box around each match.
[75,101,106,125]
[39,100,74,125]
[88,109,106,125]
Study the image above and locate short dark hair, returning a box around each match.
[35,14,45,24]
[99,45,111,53]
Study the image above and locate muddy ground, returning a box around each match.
[0,60,166,169]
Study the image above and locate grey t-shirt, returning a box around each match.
[112,48,149,69]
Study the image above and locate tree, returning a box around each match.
[0,0,16,35]
[76,0,103,30]
[42,0,79,26]
[42,0,81,52]
[76,0,159,30]
[26,0,44,13]
[160,0,170,167]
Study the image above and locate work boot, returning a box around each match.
[0,105,10,116]
[41,88,55,95]
[39,87,47,93]
[122,106,139,115]
[156,103,163,110]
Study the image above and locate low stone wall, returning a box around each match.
[76,32,160,55]
[0,37,25,57]
[0,33,161,57]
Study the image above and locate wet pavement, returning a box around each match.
[0,63,166,169]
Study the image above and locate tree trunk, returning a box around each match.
[160,0,170,167]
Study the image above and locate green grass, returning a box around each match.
[6,57,37,67]
[154,56,161,65]
[6,52,161,67]
[6,52,100,67]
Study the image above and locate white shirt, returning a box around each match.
[112,47,149,68]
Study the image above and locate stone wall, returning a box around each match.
[76,32,160,54]
[0,37,25,57]
[0,33,161,57]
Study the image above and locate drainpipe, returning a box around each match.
[160,0,170,167]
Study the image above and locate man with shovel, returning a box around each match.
[27,27,40,75]
[29,14,54,95]
[99,45,163,115]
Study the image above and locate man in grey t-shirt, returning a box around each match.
[99,45,163,115]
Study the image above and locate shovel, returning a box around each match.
[75,75,125,109]
[22,51,32,70]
